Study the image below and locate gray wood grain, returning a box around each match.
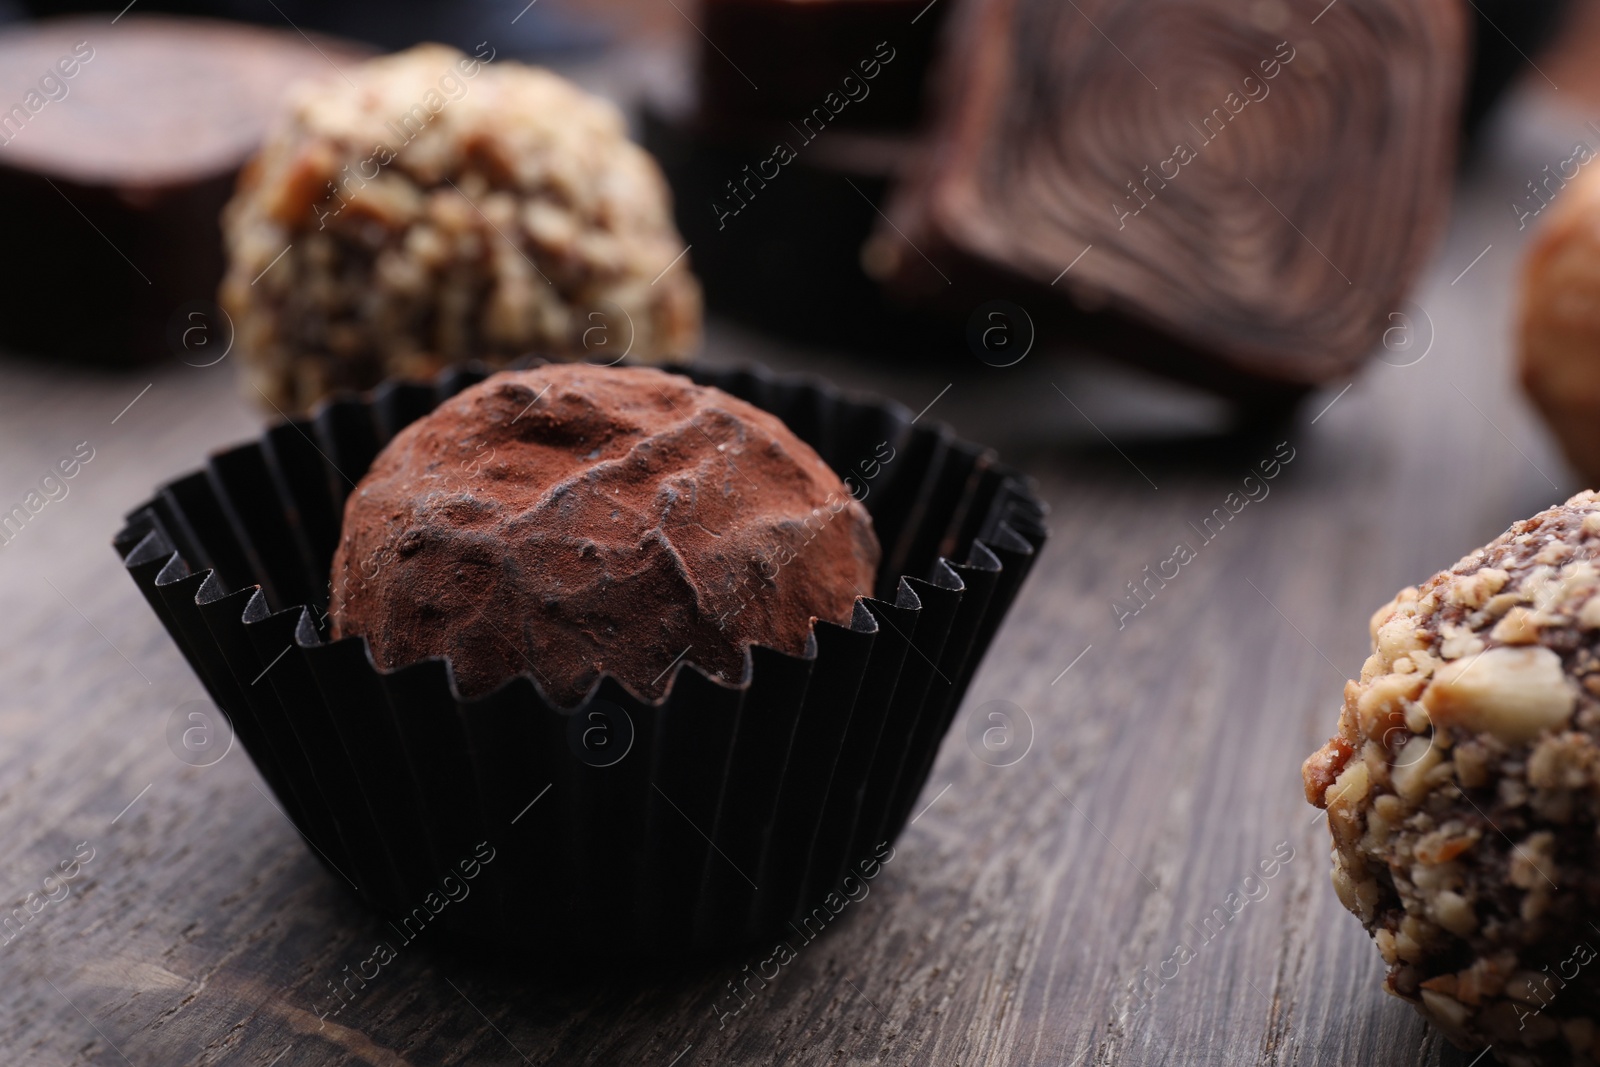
[0,85,1584,1067]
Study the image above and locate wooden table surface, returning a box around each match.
[1,32,1592,1067]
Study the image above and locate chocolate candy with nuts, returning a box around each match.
[221,44,702,413]
[1304,492,1600,1066]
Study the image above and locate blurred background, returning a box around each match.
[6,1,1600,1064]
[1,0,1599,442]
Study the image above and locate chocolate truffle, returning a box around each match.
[329,365,880,704]
[221,45,701,413]
[1521,164,1600,486]
[1304,492,1600,1065]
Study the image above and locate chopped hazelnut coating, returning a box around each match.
[1304,491,1600,1066]
[221,44,701,412]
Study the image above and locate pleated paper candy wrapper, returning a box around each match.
[114,361,1047,957]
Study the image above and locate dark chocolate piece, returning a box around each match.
[874,0,1469,390]
[0,16,364,363]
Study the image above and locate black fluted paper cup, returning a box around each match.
[114,361,1047,958]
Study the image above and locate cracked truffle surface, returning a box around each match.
[221,44,701,413]
[329,365,880,704]
[1304,492,1600,1066]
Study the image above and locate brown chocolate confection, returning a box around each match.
[221,45,701,415]
[872,0,1468,392]
[329,364,880,705]
[1520,163,1600,487]
[0,16,365,363]
[1304,492,1600,1066]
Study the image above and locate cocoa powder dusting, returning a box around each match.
[329,364,881,705]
